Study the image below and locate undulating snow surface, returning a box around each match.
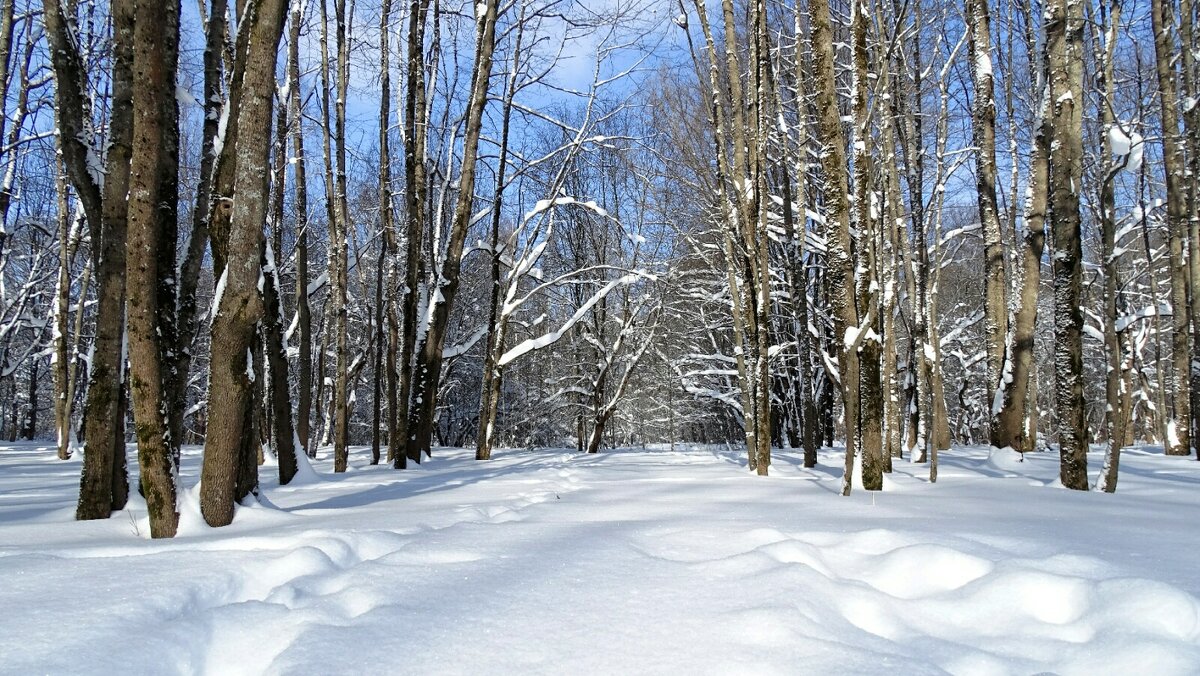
[2,443,1199,674]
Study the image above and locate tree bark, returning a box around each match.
[1046,0,1088,489]
[812,0,862,494]
[371,0,393,466]
[970,0,1008,445]
[125,0,181,537]
[1151,0,1193,456]
[200,0,290,527]
[393,0,429,468]
[406,0,499,459]
[476,4,525,463]
[44,0,134,519]
[287,0,313,457]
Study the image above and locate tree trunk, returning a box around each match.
[1095,0,1132,491]
[850,0,882,492]
[331,0,351,472]
[288,0,313,457]
[476,6,524,462]
[200,0,290,527]
[812,0,861,495]
[125,0,181,538]
[970,0,1008,445]
[43,0,134,520]
[52,153,73,459]
[172,0,228,456]
[407,0,499,459]
[262,234,299,485]
[994,36,1051,454]
[1151,0,1193,456]
[371,0,393,466]
[1046,0,1088,489]
[394,0,430,468]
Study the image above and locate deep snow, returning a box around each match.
[1,442,1199,675]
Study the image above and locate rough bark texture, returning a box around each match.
[394,0,429,468]
[850,0,883,492]
[1046,0,1088,490]
[172,0,228,453]
[811,0,861,495]
[200,0,289,527]
[994,35,1051,454]
[43,0,134,519]
[1096,0,1131,492]
[371,0,392,466]
[331,0,351,473]
[124,0,181,537]
[476,7,524,463]
[262,235,299,485]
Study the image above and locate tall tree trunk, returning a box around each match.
[52,154,73,459]
[172,0,228,456]
[406,0,499,459]
[1151,0,1193,456]
[811,0,861,495]
[262,90,298,483]
[995,54,1051,454]
[125,0,180,537]
[371,0,393,466]
[1095,0,1132,491]
[43,0,134,519]
[393,0,429,468]
[1178,0,1200,458]
[200,0,290,527]
[288,0,313,457]
[1046,0,1088,489]
[331,0,352,472]
[850,0,882,492]
[476,3,525,462]
[685,0,759,471]
[970,0,1007,446]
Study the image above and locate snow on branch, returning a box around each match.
[499,273,642,367]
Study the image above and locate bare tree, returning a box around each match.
[406,0,499,459]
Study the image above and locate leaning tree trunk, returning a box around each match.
[407,0,499,459]
[476,5,524,462]
[200,0,290,527]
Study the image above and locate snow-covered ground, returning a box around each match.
[2,442,1199,675]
